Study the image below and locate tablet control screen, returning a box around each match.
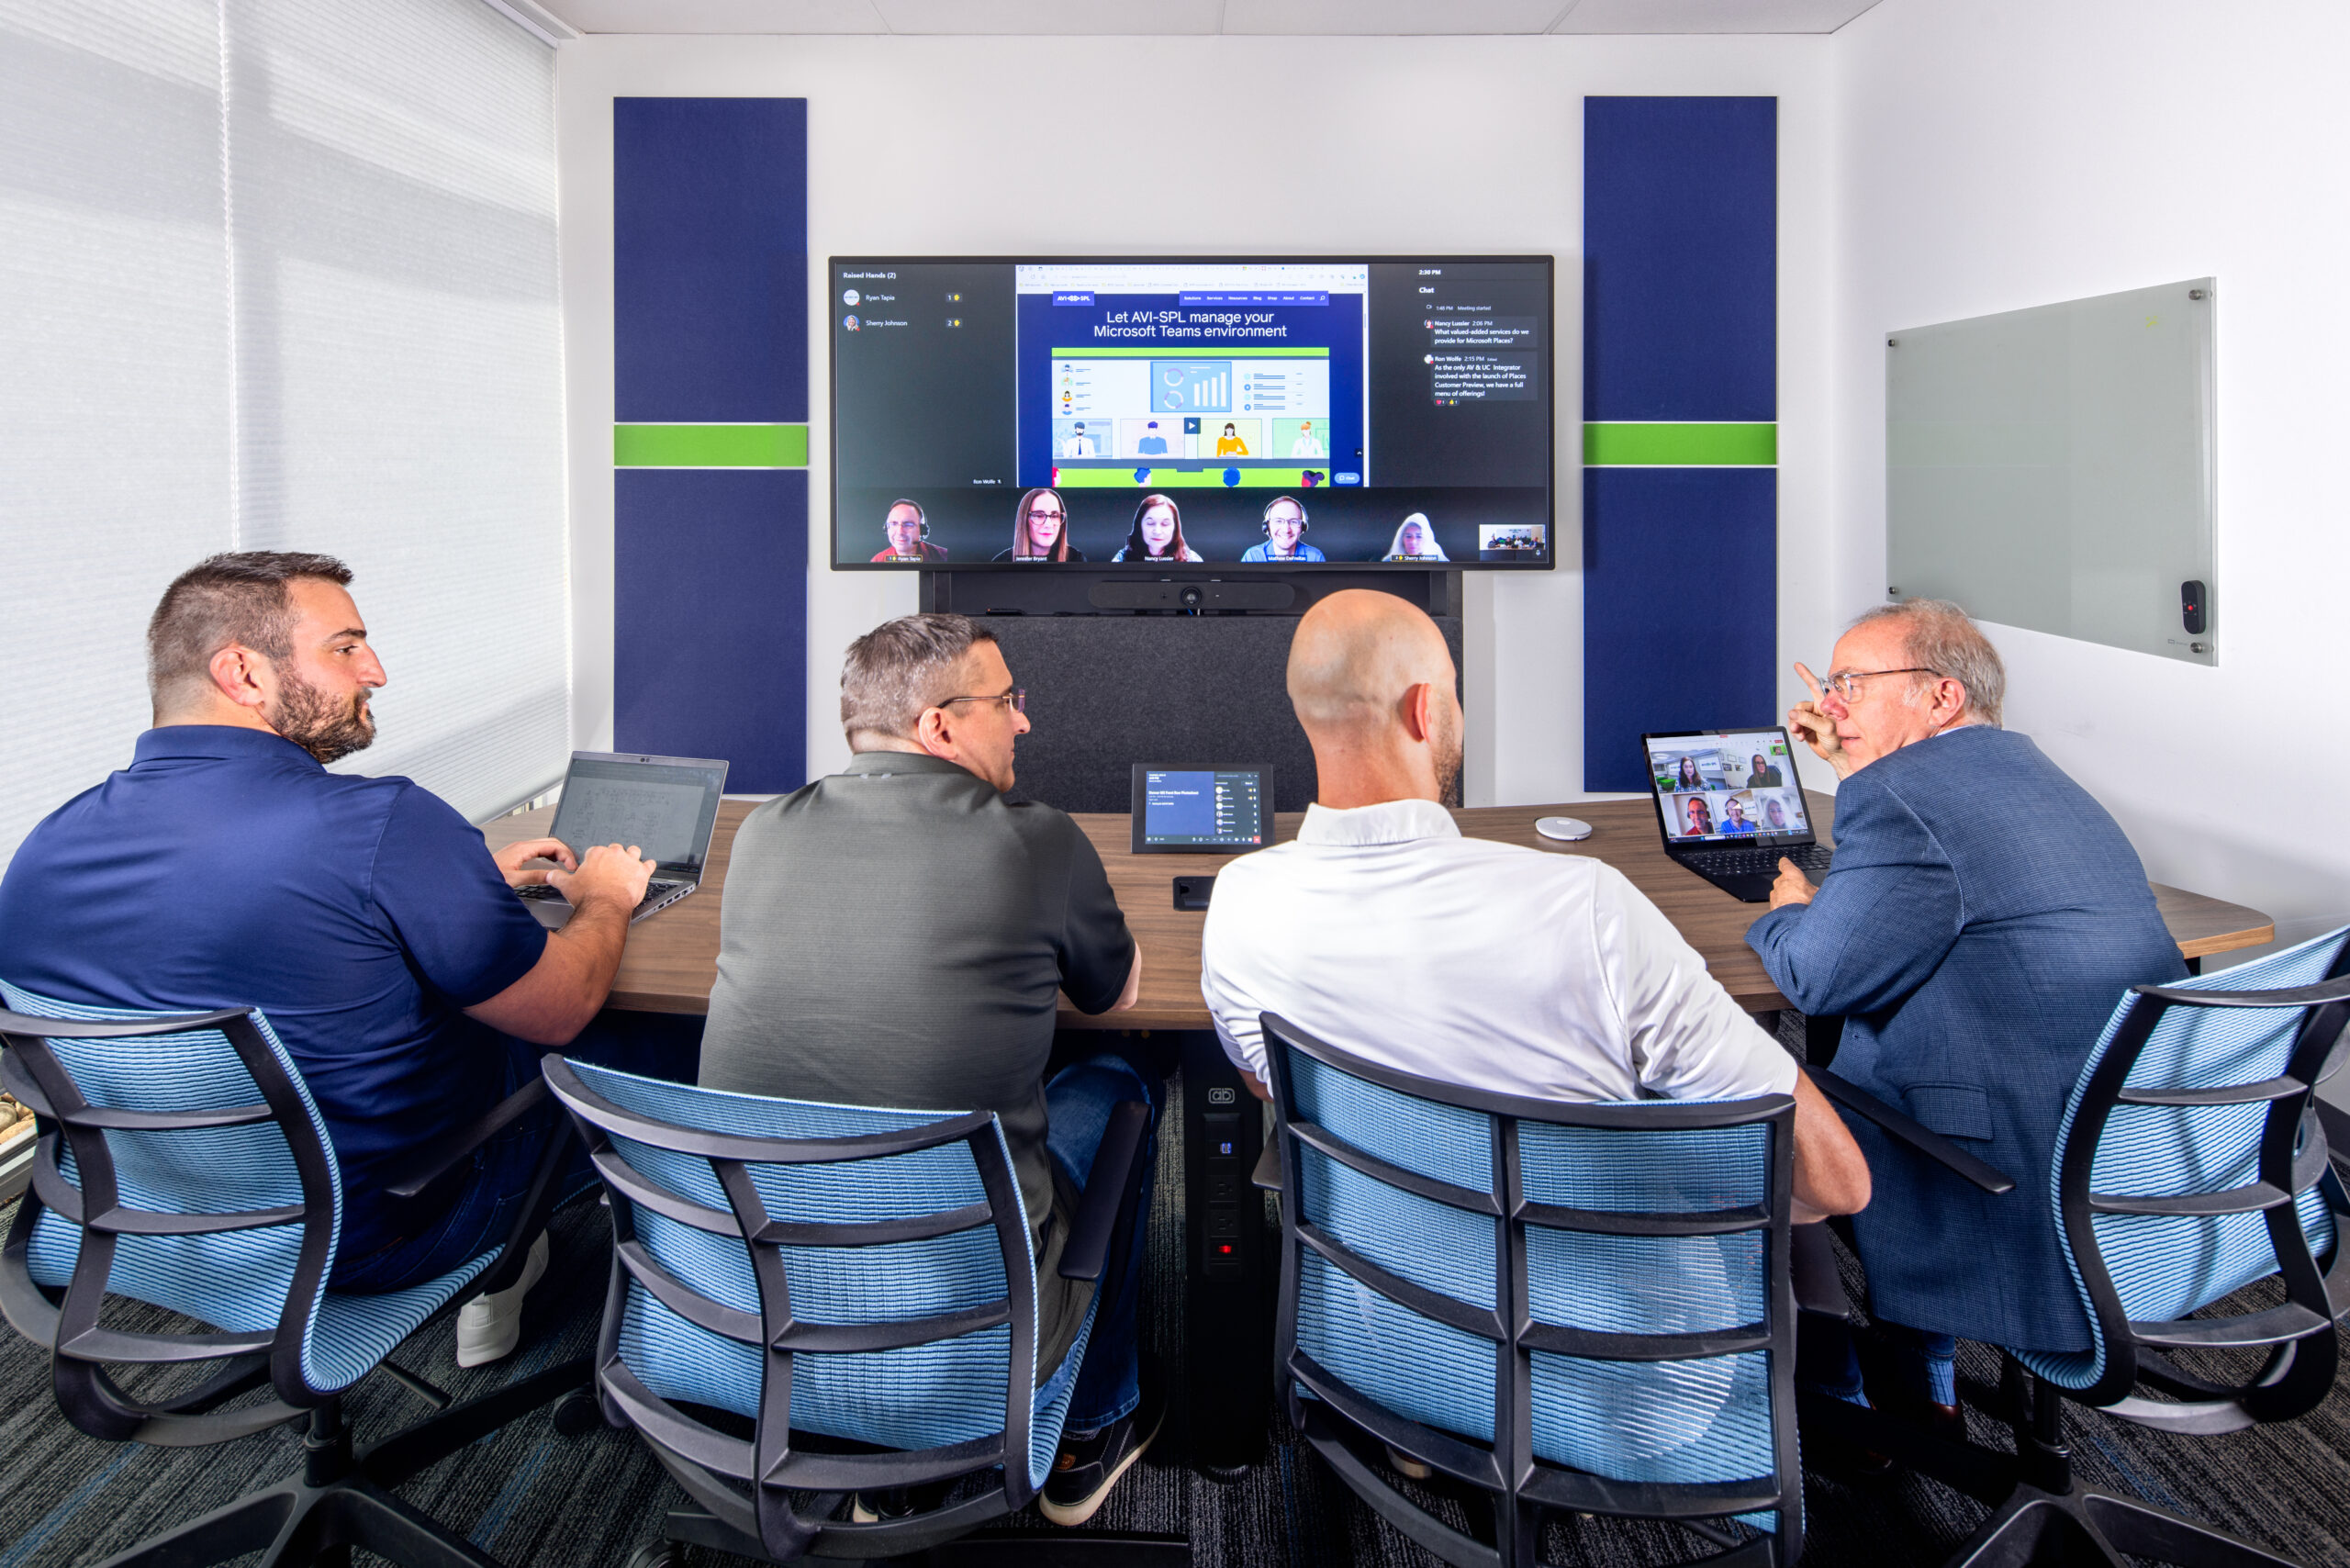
[1133,767,1269,851]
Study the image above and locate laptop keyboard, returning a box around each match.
[1685,844,1834,878]
[516,878,686,920]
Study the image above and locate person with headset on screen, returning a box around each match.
[1718,795,1757,835]
[1381,512,1449,562]
[1682,796,1715,835]
[1239,496,1326,563]
[869,498,948,563]
[992,487,1086,562]
[1112,494,1203,563]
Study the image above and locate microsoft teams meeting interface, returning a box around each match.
[832,259,1551,567]
[1141,770,1266,849]
[1648,732,1813,846]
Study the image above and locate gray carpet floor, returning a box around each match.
[6,1064,2350,1567]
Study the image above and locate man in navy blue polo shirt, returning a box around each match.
[0,552,654,1364]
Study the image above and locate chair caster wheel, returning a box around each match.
[623,1541,684,1568]
[553,1387,604,1438]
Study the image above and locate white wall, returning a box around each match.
[554,34,1835,804]
[1830,0,2350,956]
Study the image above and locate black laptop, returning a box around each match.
[512,751,729,929]
[1640,726,1832,902]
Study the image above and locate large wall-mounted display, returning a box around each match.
[830,257,1553,570]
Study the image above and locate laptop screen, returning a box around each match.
[1643,729,1815,847]
[548,754,728,873]
[1131,765,1270,852]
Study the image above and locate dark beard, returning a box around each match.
[270,670,375,764]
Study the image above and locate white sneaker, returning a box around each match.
[455,1232,548,1368]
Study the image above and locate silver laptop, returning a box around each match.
[513,751,729,929]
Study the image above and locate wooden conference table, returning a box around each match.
[483,791,2272,1474]
[484,790,2275,1024]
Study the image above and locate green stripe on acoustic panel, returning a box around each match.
[613,424,809,467]
[1583,422,1776,466]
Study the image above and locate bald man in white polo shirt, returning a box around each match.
[1201,590,1869,1220]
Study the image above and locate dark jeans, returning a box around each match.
[1036,1052,1162,1436]
[1799,1312,1959,1407]
[329,1014,693,1294]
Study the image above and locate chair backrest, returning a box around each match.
[1260,1014,1801,1562]
[0,987,344,1434]
[2023,928,2350,1416]
[543,1055,1066,1562]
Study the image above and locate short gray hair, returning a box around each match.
[839,612,998,741]
[1850,599,2006,726]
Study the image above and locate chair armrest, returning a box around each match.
[380,1078,551,1200]
[1812,1070,2018,1195]
[1058,1099,1151,1282]
[1252,1140,1282,1194]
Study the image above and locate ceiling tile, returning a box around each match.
[1551,0,1884,34]
[540,0,887,32]
[869,0,1225,33]
[1223,0,1573,34]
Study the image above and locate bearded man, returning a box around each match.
[0,552,652,1362]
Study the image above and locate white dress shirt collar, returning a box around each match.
[1295,797,1461,847]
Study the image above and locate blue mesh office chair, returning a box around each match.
[0,993,587,1568]
[1805,926,2350,1568]
[540,1054,1181,1565]
[1256,1012,1805,1568]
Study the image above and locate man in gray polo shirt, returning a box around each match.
[700,612,1156,1526]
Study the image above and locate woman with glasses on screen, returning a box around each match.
[993,487,1085,562]
[1112,494,1203,563]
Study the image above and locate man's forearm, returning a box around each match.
[465,892,632,1045]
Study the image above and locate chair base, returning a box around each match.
[1946,1482,2304,1568]
[1798,1388,2308,1568]
[652,1505,1192,1566]
[90,1355,590,1568]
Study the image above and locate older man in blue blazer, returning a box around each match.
[1747,599,2184,1427]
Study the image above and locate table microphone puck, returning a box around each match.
[1535,816,1594,843]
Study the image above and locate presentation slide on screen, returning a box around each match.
[1647,732,1811,844]
[830,258,1551,568]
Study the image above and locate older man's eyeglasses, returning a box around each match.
[1819,667,1936,701]
[939,688,1026,713]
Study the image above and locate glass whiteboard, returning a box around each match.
[1886,280,2216,665]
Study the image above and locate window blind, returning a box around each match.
[0,0,566,863]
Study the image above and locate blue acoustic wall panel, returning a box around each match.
[614,471,806,785]
[1583,97,1777,793]
[613,98,808,792]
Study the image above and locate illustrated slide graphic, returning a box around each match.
[1049,347,1330,469]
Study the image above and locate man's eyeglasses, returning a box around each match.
[939,688,1026,713]
[1818,667,1936,701]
